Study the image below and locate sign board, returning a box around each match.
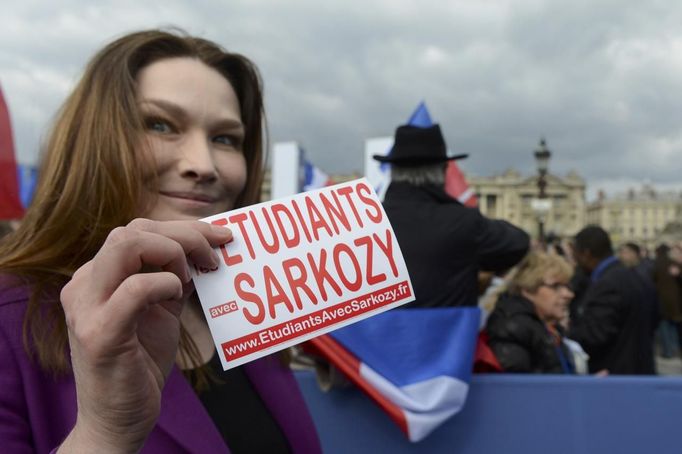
[271,141,302,200]
[193,178,415,370]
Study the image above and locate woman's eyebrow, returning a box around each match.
[138,99,188,120]
[212,119,244,134]
[139,99,243,131]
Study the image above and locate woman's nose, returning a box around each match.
[179,132,217,183]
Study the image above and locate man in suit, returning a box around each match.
[373,124,530,308]
[569,226,656,374]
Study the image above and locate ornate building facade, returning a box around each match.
[586,185,682,247]
[261,165,681,248]
[468,169,587,239]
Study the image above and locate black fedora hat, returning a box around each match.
[373,124,468,165]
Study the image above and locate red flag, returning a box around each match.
[0,84,24,220]
[473,331,502,373]
[445,161,477,208]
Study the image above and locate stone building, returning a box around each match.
[586,185,682,247]
[468,169,587,239]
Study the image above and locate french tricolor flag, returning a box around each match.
[407,101,478,208]
[445,161,478,208]
[301,157,332,192]
[307,307,481,442]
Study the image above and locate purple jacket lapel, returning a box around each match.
[156,367,229,453]
[155,355,321,454]
[243,356,322,454]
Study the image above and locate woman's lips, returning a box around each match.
[160,191,218,204]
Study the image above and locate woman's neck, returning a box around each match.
[177,295,216,369]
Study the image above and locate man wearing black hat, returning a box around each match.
[374,124,530,308]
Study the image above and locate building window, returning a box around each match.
[521,194,533,207]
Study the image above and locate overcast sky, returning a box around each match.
[2,0,682,201]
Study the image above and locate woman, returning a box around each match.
[486,252,577,374]
[0,29,321,453]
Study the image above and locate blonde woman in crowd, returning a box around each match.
[485,252,583,374]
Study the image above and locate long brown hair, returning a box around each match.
[0,29,265,375]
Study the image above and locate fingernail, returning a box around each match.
[211,252,221,268]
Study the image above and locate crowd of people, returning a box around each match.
[483,227,659,376]
[372,124,665,378]
[0,27,679,453]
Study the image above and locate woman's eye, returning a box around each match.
[214,135,241,147]
[147,119,173,134]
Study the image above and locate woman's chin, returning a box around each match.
[143,208,207,222]
[143,203,232,222]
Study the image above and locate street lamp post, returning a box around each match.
[534,138,552,246]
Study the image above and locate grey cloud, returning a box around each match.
[2,0,682,201]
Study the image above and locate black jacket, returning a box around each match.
[382,182,530,308]
[568,260,656,375]
[486,293,572,373]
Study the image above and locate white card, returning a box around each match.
[193,178,415,370]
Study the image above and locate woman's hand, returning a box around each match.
[58,218,231,453]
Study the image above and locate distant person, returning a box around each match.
[569,226,656,374]
[486,252,582,373]
[373,124,530,308]
[618,241,658,314]
[545,232,566,257]
[619,242,654,281]
[618,242,641,268]
[653,244,682,358]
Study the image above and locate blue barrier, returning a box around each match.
[295,371,682,453]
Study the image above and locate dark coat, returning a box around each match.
[486,293,573,373]
[653,254,682,322]
[382,182,530,308]
[568,260,656,375]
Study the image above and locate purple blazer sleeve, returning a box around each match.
[0,283,78,454]
[0,281,321,453]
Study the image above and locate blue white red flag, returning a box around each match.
[406,102,478,208]
[301,157,332,192]
[375,101,478,207]
[307,307,481,442]
[305,102,486,441]
[445,160,478,208]
[406,100,433,127]
[372,101,433,197]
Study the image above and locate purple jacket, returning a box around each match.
[0,282,322,453]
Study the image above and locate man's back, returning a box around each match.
[569,260,655,374]
[382,182,529,308]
